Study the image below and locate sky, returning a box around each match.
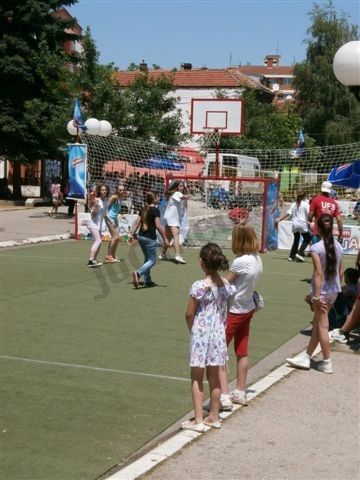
[69,0,359,70]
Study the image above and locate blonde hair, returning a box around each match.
[232,223,259,255]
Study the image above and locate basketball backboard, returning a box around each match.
[190,98,244,135]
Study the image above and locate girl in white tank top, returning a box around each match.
[87,184,109,268]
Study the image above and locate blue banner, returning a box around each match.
[67,144,87,199]
[264,180,279,251]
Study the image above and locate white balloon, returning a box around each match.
[84,118,101,135]
[98,120,112,137]
[333,41,360,86]
[67,120,77,136]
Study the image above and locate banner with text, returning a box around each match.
[68,144,87,200]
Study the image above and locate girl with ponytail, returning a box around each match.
[287,214,343,374]
[128,192,169,288]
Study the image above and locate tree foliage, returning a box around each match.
[220,90,313,150]
[0,0,79,196]
[293,1,360,145]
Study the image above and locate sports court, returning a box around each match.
[1,239,355,480]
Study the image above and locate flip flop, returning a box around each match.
[203,419,221,429]
[181,421,206,432]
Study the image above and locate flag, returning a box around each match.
[73,98,86,130]
[290,129,305,158]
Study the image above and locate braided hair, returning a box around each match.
[200,243,229,272]
[317,214,337,280]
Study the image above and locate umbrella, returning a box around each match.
[327,160,360,189]
[144,156,184,171]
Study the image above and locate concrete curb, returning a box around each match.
[0,233,72,248]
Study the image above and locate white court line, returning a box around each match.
[0,355,189,383]
[107,345,322,480]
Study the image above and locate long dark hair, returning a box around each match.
[165,180,187,199]
[317,214,337,280]
[200,243,229,272]
[140,191,156,231]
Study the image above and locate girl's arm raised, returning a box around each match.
[185,296,198,331]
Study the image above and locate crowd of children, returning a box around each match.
[84,178,359,430]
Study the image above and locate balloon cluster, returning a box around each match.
[67,118,112,137]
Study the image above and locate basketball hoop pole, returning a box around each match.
[215,129,220,177]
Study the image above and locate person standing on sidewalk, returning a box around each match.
[276,191,312,262]
[182,243,234,432]
[308,181,343,245]
[287,214,344,374]
[129,192,169,288]
[219,223,263,409]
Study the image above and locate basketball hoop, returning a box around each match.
[202,128,223,148]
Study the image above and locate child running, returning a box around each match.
[129,192,169,287]
[87,184,109,268]
[287,214,343,373]
[182,243,234,432]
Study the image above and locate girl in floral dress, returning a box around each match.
[182,243,235,432]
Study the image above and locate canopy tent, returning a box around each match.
[143,156,184,171]
[177,147,205,164]
[327,160,360,189]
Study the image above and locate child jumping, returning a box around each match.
[182,243,234,432]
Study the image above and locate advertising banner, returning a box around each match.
[77,213,138,241]
[67,144,87,200]
[264,181,279,251]
[278,221,359,255]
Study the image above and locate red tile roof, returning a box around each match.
[234,66,294,76]
[114,69,273,93]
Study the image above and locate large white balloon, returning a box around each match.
[67,120,77,136]
[333,41,360,86]
[98,120,112,137]
[84,118,101,135]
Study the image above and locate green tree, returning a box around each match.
[121,73,185,145]
[0,0,79,198]
[293,1,360,145]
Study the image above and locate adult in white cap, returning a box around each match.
[308,181,343,245]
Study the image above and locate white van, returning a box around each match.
[203,153,261,178]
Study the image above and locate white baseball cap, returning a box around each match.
[321,181,332,193]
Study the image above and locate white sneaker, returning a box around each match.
[158,253,167,260]
[175,255,186,264]
[288,257,294,262]
[220,394,233,411]
[286,353,310,370]
[330,328,348,344]
[230,389,248,405]
[317,360,334,374]
[295,253,305,262]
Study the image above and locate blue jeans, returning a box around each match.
[137,235,157,284]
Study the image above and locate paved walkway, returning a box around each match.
[1,203,359,480]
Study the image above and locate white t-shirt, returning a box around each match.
[228,254,263,314]
[287,200,309,233]
[164,191,184,227]
[88,198,107,230]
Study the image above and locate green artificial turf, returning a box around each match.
[0,241,354,479]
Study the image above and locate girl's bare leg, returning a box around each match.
[190,367,205,424]
[236,355,249,391]
[307,302,331,359]
[219,363,230,396]
[205,366,220,423]
[171,226,180,256]
[161,226,172,255]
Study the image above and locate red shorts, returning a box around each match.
[226,310,255,357]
